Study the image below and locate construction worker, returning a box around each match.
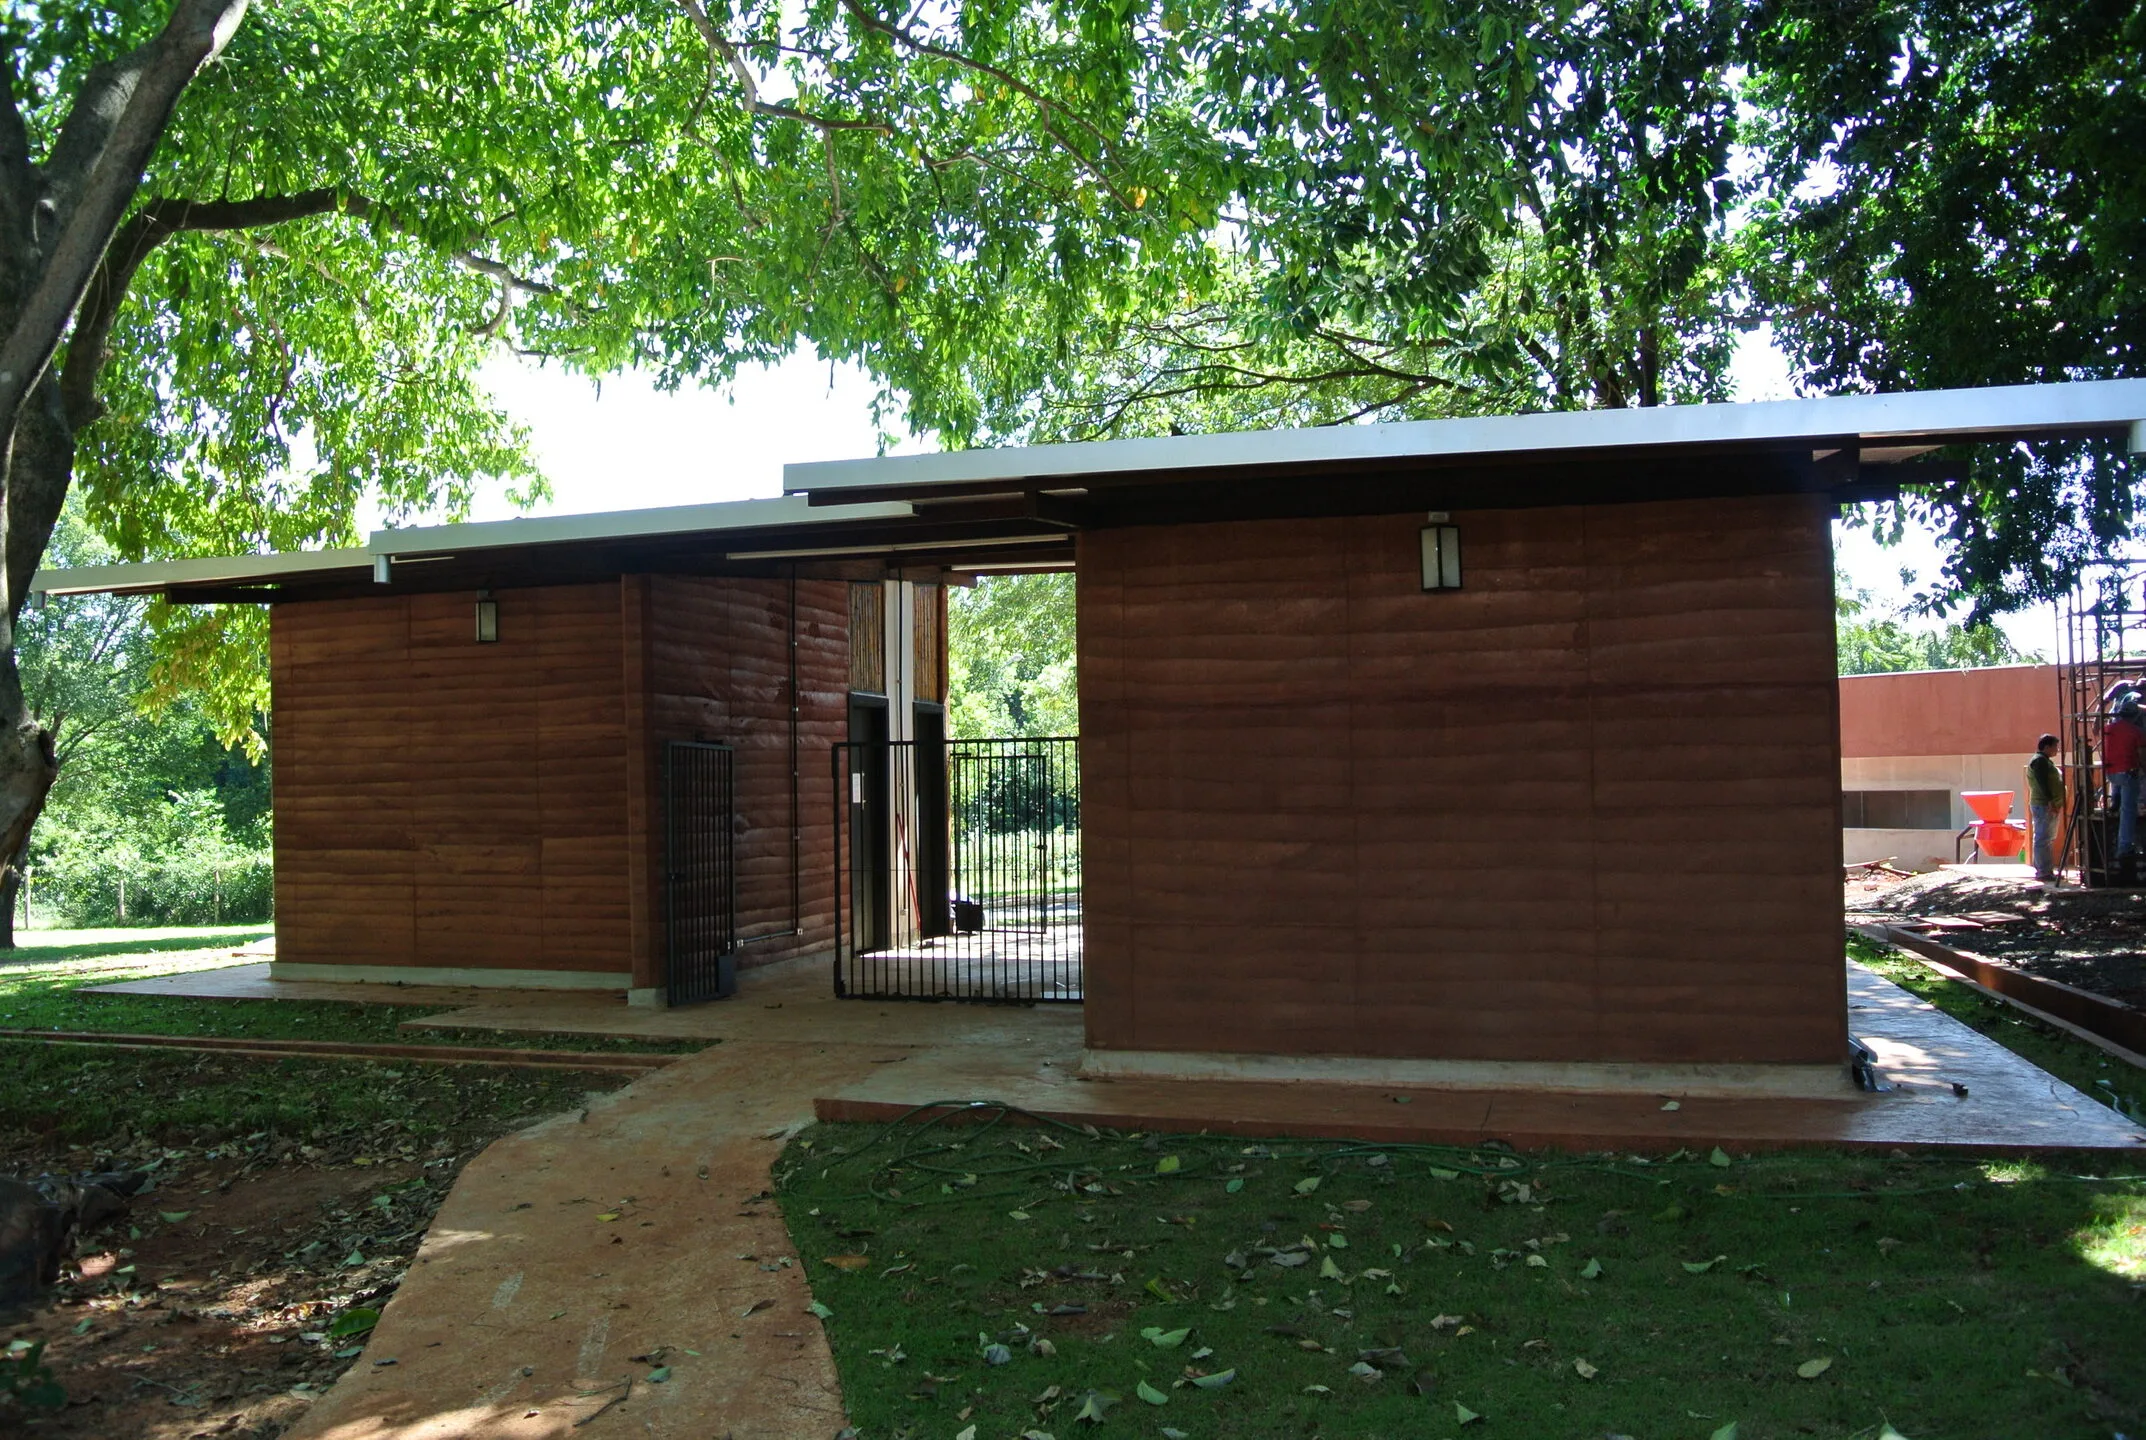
[2104,693,2146,881]
[2026,733,2065,883]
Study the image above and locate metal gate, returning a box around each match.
[665,740,737,1003]
[834,736,1080,1002]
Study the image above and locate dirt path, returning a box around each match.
[285,1039,906,1440]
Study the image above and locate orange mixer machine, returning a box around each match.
[1960,790,2027,863]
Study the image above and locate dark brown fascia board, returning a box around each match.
[972,447,1826,531]
[894,445,1978,532]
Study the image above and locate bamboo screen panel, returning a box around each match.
[849,582,885,693]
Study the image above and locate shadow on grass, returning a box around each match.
[0,1043,630,1149]
[780,1119,2146,1440]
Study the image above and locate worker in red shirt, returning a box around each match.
[2104,692,2145,880]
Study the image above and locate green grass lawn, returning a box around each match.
[0,924,703,1054]
[781,947,2146,1440]
[780,1122,2145,1440]
[0,926,704,1146]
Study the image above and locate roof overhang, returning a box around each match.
[27,495,1077,603]
[784,379,2146,503]
[31,548,373,597]
[31,380,2146,604]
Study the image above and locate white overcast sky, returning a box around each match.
[464,328,2061,660]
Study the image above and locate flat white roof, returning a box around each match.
[784,378,2146,494]
[31,495,918,595]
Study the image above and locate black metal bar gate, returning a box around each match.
[665,740,737,1003]
[833,736,1080,1002]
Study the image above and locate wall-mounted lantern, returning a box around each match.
[1420,512,1462,591]
[475,589,499,643]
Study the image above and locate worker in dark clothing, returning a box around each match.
[2026,733,2065,883]
[2104,694,2146,880]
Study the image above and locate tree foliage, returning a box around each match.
[1834,570,2040,677]
[16,507,148,771]
[1744,0,2146,615]
[999,0,1751,441]
[16,504,269,930]
[2,0,2137,763]
[947,574,1076,738]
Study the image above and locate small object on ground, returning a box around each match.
[1,1168,148,1307]
[570,1374,634,1428]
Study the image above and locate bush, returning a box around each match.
[23,790,274,929]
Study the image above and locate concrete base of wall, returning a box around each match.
[1078,1048,1858,1099]
[628,987,668,1009]
[267,962,629,993]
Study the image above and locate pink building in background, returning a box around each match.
[1837,664,2064,870]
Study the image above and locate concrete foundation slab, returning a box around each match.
[819,965,2146,1154]
[1079,1049,1856,1098]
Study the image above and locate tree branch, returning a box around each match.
[835,0,1135,208]
[674,0,894,135]
[0,0,252,488]
[60,185,561,426]
[0,67,37,266]
[61,187,344,429]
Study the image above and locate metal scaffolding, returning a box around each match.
[2058,559,2146,885]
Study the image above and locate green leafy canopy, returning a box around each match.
[11,0,2138,673]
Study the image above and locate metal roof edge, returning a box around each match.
[367,494,916,556]
[30,548,373,596]
[30,497,925,596]
[782,378,2146,494]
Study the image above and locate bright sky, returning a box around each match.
[467,329,2062,662]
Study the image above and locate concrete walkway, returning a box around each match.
[287,966,1075,1440]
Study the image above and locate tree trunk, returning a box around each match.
[0,1,254,930]
[0,865,17,948]
[0,383,73,933]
